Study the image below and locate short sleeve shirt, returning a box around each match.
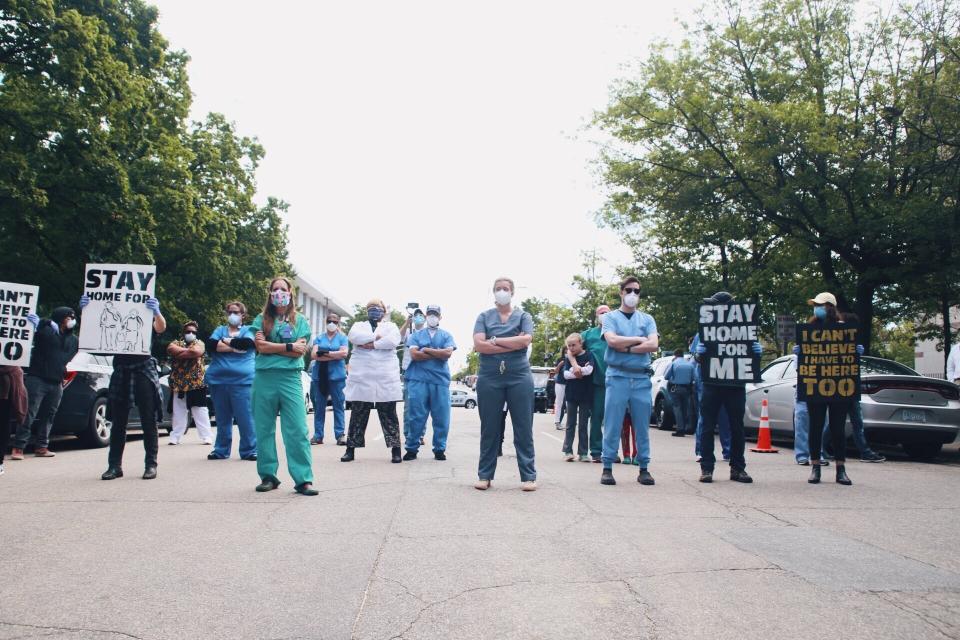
[602,309,658,378]
[250,313,312,371]
[404,327,457,385]
[473,308,533,371]
[311,331,349,381]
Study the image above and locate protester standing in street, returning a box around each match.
[600,276,658,487]
[664,349,695,437]
[251,277,317,495]
[0,366,28,476]
[204,301,257,461]
[473,277,536,491]
[83,295,166,481]
[10,306,78,459]
[310,311,349,445]
[166,320,214,446]
[400,308,426,446]
[581,304,610,462]
[403,305,456,461]
[561,333,595,462]
[342,299,404,464]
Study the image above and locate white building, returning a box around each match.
[914,307,960,379]
[295,273,350,338]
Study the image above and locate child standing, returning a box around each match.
[561,333,596,462]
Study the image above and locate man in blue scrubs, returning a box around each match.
[403,305,456,461]
[600,276,659,486]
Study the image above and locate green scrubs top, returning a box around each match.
[250,313,312,371]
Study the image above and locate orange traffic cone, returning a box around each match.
[751,398,779,453]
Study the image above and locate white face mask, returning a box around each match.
[184,333,196,343]
[494,289,512,306]
[65,318,77,330]
[227,313,242,326]
[623,293,639,308]
[326,322,338,332]
[426,315,439,328]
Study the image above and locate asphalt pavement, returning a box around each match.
[2,408,960,640]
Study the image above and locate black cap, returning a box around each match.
[702,291,735,304]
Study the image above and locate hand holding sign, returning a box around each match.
[78,264,156,355]
[796,323,860,400]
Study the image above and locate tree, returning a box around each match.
[522,297,581,366]
[595,0,960,352]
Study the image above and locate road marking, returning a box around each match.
[540,431,564,443]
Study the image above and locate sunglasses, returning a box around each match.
[622,287,641,295]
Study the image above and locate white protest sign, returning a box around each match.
[78,264,156,355]
[0,281,39,366]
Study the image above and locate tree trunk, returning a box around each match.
[853,280,875,354]
[942,293,952,378]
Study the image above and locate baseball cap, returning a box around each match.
[426,305,441,316]
[808,292,837,306]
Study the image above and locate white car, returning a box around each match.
[450,388,477,409]
[301,371,314,413]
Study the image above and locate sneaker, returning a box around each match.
[699,470,713,483]
[0,463,4,476]
[34,448,55,457]
[600,468,616,485]
[402,450,418,461]
[695,455,702,462]
[474,479,491,490]
[591,456,602,463]
[797,459,810,466]
[671,431,685,437]
[201,438,213,445]
[521,481,537,491]
[207,452,228,460]
[631,458,640,466]
[434,451,446,461]
[730,468,753,483]
[614,455,622,464]
[578,454,590,462]
[10,448,24,460]
[638,469,655,485]
[167,441,180,446]
[860,452,885,463]
[310,437,323,445]
[241,454,258,461]
[563,453,574,462]
[336,436,347,446]
[622,456,633,465]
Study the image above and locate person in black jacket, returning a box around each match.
[561,333,596,462]
[10,307,79,459]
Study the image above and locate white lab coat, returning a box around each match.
[345,320,403,402]
[947,344,960,383]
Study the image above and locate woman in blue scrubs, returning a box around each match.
[473,277,536,491]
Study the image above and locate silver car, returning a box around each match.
[744,355,960,459]
[450,388,477,409]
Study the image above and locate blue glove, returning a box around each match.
[856,344,865,356]
[79,294,90,310]
[145,297,160,316]
[695,344,707,356]
[792,345,800,355]
[26,313,39,330]
[752,342,763,355]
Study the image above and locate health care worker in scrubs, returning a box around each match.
[310,312,349,445]
[342,299,404,464]
[204,301,257,461]
[403,305,456,461]
[600,275,659,487]
[580,304,610,461]
[473,277,537,492]
[251,277,317,496]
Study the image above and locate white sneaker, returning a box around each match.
[695,455,702,462]
[201,439,213,445]
[521,481,538,492]
[0,463,5,476]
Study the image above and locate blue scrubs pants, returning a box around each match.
[312,378,346,440]
[404,379,451,453]
[602,375,652,468]
[210,384,257,459]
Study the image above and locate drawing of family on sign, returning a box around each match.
[97,302,146,353]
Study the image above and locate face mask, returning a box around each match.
[271,290,291,307]
[326,322,338,332]
[184,333,196,343]
[814,306,827,320]
[367,308,384,321]
[228,313,242,326]
[426,316,439,328]
[413,315,425,327]
[623,293,639,308]
[597,313,606,326]
[494,289,512,305]
[65,318,77,330]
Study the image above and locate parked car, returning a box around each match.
[301,370,314,413]
[450,388,477,409]
[531,366,551,413]
[650,355,678,430]
[743,355,960,459]
[10,352,174,449]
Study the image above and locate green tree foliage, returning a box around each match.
[595,0,960,352]
[522,297,582,366]
[453,350,479,380]
[0,0,291,349]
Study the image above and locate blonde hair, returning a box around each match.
[365,298,386,311]
[566,332,583,345]
[492,277,515,293]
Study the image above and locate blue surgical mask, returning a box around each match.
[367,308,384,321]
[814,306,827,320]
[228,313,242,326]
[413,315,425,327]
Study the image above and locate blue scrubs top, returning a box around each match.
[311,331,349,381]
[602,309,658,378]
[205,325,256,386]
[665,357,696,385]
[473,308,534,374]
[404,327,457,385]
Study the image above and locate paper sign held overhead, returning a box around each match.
[78,264,156,355]
[0,281,39,366]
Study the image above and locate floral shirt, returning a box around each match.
[169,340,206,392]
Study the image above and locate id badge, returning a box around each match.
[280,324,293,340]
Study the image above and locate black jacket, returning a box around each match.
[27,320,79,384]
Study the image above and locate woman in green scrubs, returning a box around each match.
[251,276,317,495]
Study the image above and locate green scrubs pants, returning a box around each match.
[589,383,605,457]
[253,370,314,486]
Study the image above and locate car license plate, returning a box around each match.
[902,409,927,423]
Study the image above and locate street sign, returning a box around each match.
[776,314,796,345]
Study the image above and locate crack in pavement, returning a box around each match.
[678,478,752,523]
[872,592,960,640]
[748,505,798,526]
[0,620,143,639]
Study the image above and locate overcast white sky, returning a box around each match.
[152,0,702,369]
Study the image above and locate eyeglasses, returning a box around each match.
[622,287,641,295]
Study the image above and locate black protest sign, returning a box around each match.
[0,281,39,366]
[697,301,761,385]
[796,323,860,401]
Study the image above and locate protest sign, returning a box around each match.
[796,323,860,401]
[697,301,761,385]
[0,281,39,366]
[78,264,156,355]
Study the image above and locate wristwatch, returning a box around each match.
[491,336,498,346]
[285,343,293,352]
[626,345,632,353]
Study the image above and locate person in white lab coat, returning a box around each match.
[342,299,404,463]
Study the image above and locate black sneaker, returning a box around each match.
[600,468,616,485]
[860,452,885,463]
[671,431,685,437]
[638,469,655,485]
[434,451,446,461]
[699,470,713,483]
[336,436,347,446]
[402,450,418,461]
[730,468,753,483]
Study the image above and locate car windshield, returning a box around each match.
[860,356,918,376]
[532,372,549,388]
